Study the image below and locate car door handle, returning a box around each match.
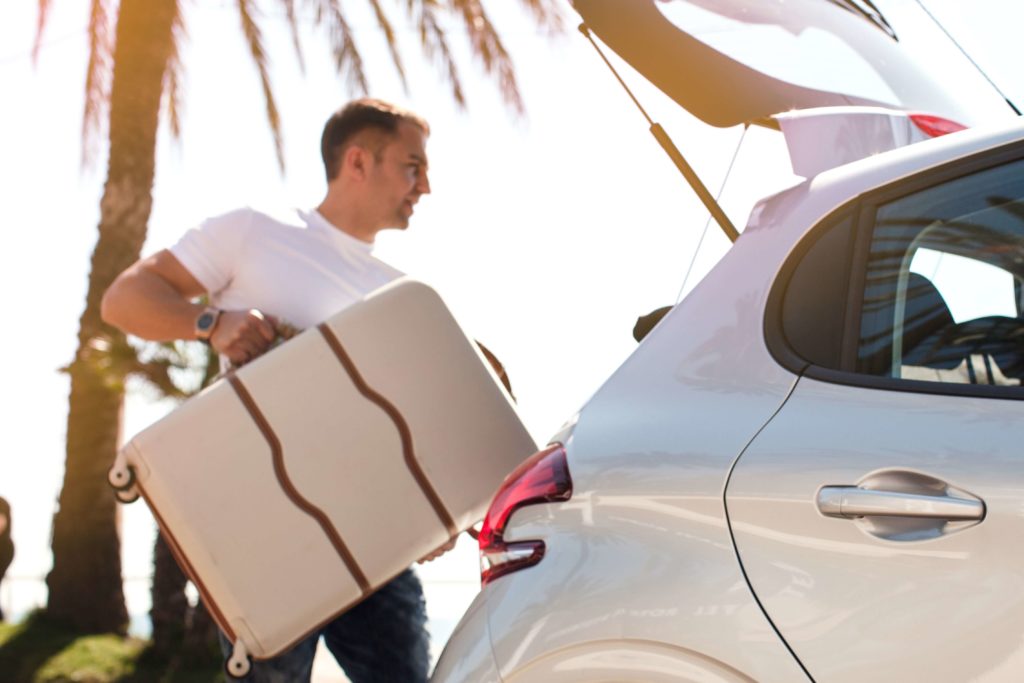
[817,486,985,521]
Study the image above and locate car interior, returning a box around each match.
[889,201,1024,386]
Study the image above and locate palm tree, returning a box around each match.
[36,0,561,633]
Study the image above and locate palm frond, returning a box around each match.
[66,335,200,398]
[415,2,466,109]
[238,0,286,172]
[132,357,192,399]
[279,0,307,74]
[513,0,565,35]
[80,0,116,168]
[127,339,213,399]
[162,4,187,141]
[307,0,369,96]
[453,0,524,115]
[365,0,408,90]
[32,0,54,64]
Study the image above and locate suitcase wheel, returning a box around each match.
[115,488,140,505]
[109,463,139,504]
[108,463,136,491]
[226,641,252,679]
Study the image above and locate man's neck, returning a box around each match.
[316,198,377,244]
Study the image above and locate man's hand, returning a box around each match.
[417,537,457,564]
[210,309,278,367]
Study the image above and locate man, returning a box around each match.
[102,98,440,682]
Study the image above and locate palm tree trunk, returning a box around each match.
[150,532,188,655]
[46,0,178,633]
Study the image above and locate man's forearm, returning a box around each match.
[103,250,277,366]
[101,263,205,341]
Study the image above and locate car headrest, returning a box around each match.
[902,273,954,355]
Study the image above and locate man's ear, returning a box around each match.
[343,145,370,181]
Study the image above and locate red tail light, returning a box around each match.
[479,444,572,585]
[910,113,967,138]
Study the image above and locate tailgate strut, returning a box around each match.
[580,23,740,243]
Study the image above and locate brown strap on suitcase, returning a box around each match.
[317,324,459,538]
[227,374,373,594]
[222,325,463,594]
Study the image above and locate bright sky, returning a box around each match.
[0,0,1020,660]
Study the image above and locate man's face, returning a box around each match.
[365,121,431,231]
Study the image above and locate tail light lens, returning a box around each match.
[479,444,572,585]
[910,113,967,138]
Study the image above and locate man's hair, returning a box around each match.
[320,98,429,181]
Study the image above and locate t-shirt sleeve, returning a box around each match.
[169,208,253,294]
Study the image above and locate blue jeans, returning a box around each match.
[219,568,430,682]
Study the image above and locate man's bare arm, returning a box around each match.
[101,250,208,341]
[101,250,277,365]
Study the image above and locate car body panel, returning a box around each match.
[430,593,502,683]
[483,495,809,682]
[727,377,1024,681]
[502,639,762,683]
[722,118,1024,681]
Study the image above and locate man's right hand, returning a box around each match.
[210,309,278,367]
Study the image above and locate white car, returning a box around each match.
[432,1,1024,682]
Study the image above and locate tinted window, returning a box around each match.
[856,159,1024,386]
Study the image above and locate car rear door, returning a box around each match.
[725,141,1024,681]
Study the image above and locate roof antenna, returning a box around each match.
[913,1,1020,116]
[579,23,740,243]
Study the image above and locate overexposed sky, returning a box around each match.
[0,0,1020,638]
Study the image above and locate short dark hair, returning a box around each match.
[320,98,429,181]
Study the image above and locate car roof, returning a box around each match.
[750,117,1024,241]
[571,0,979,127]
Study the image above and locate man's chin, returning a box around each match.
[383,217,410,231]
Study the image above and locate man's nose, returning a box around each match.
[416,168,431,195]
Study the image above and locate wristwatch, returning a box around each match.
[194,306,222,343]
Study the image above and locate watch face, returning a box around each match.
[197,312,217,331]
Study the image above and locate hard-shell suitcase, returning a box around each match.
[108,279,537,677]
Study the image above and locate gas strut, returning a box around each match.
[579,23,740,244]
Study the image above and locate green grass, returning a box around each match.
[0,615,223,683]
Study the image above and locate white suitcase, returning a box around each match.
[108,279,536,676]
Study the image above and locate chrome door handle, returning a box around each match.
[817,486,985,521]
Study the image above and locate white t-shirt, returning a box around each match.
[170,207,404,330]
